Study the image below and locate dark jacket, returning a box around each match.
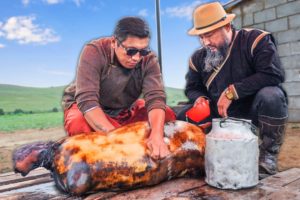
[62,37,166,115]
[185,28,285,117]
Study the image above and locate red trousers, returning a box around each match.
[64,99,176,136]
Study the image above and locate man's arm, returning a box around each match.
[84,107,115,132]
[233,34,285,99]
[141,54,169,159]
[74,43,115,132]
[185,55,210,103]
[146,108,169,159]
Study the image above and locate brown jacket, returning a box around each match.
[62,37,166,116]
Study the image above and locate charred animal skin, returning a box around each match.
[13,120,206,195]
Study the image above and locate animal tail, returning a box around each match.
[12,140,60,176]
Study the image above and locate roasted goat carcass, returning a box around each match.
[13,120,205,195]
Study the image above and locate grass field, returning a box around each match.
[0,84,187,132]
[0,112,64,132]
[165,87,188,106]
[0,84,65,113]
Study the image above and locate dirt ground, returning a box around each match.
[0,124,299,173]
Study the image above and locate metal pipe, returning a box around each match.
[155,0,162,71]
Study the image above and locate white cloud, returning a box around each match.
[0,15,60,45]
[40,69,73,76]
[0,22,3,37]
[0,44,5,48]
[23,0,84,6]
[138,9,148,17]
[44,0,63,4]
[73,0,84,7]
[22,0,30,6]
[165,1,203,20]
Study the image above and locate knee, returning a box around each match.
[64,107,92,136]
[256,87,287,106]
[254,87,288,117]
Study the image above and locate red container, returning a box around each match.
[186,101,210,122]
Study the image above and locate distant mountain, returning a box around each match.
[0,84,187,113]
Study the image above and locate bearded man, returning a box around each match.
[176,2,288,179]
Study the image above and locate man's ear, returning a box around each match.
[224,23,231,32]
[111,36,117,49]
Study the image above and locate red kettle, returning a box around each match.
[186,100,210,122]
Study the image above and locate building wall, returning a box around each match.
[229,0,300,122]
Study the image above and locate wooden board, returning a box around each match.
[0,168,300,200]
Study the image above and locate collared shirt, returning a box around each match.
[62,37,166,115]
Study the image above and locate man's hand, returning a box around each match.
[147,108,168,160]
[217,89,232,117]
[84,107,115,132]
[146,132,170,160]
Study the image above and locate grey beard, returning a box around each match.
[203,40,230,72]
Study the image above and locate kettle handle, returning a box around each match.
[220,117,258,135]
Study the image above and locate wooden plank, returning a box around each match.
[260,168,300,200]
[178,168,300,200]
[1,168,299,200]
[0,192,58,200]
[0,192,79,200]
[0,168,47,178]
[83,192,118,200]
[0,182,72,200]
[260,168,300,188]
[178,184,268,199]
[267,189,300,200]
[0,168,51,193]
[0,176,52,193]
[107,178,206,200]
[0,168,50,186]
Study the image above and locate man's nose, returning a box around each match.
[201,37,211,47]
[131,52,141,61]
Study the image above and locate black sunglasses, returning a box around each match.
[117,39,151,57]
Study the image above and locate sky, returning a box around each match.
[0,0,227,89]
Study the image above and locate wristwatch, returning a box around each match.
[225,87,234,100]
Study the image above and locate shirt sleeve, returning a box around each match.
[75,43,104,113]
[185,54,210,103]
[233,34,285,99]
[142,55,166,112]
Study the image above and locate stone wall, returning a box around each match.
[229,0,300,122]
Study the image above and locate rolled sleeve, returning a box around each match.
[142,55,166,112]
[75,44,104,113]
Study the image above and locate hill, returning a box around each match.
[0,84,187,113]
[165,87,188,106]
[0,84,65,113]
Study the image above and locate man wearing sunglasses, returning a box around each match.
[62,17,176,160]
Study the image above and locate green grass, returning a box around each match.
[0,84,187,132]
[0,112,63,132]
[0,84,65,113]
[165,87,188,106]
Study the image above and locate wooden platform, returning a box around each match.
[0,168,299,200]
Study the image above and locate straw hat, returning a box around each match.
[188,2,235,35]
